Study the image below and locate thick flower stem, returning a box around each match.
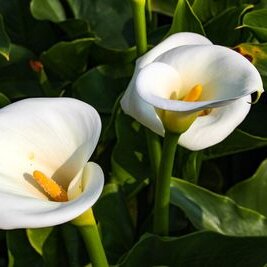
[131,0,147,56]
[75,209,109,267]
[131,0,162,180]
[153,131,179,236]
[146,128,161,181]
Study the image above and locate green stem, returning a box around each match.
[75,209,109,267]
[131,0,147,56]
[131,0,162,182]
[146,0,152,25]
[145,128,161,181]
[153,131,179,236]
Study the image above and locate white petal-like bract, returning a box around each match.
[121,32,263,150]
[0,98,104,229]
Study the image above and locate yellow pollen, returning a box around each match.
[33,170,68,202]
[182,84,203,102]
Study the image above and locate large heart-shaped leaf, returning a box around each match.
[41,38,94,80]
[227,159,267,217]
[118,232,267,267]
[192,0,258,23]
[66,0,135,49]
[72,65,131,113]
[167,0,205,36]
[170,177,267,236]
[30,0,66,22]
[0,0,58,53]
[204,5,252,46]
[242,9,267,42]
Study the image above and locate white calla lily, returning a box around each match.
[121,32,263,150]
[0,98,104,229]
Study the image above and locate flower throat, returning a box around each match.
[33,170,68,202]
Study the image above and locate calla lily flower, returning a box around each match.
[0,98,104,229]
[121,32,263,150]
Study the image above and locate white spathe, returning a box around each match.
[0,98,104,229]
[121,32,263,150]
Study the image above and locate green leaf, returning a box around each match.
[0,44,42,99]
[60,223,88,267]
[151,0,178,16]
[72,65,131,113]
[89,44,136,65]
[0,93,10,107]
[58,19,91,40]
[111,111,150,197]
[167,0,205,36]
[240,100,267,136]
[94,183,134,264]
[0,0,58,53]
[204,5,252,46]
[181,151,203,184]
[41,38,94,80]
[26,227,53,256]
[192,0,258,23]
[0,14,10,60]
[30,0,66,22]
[118,232,267,267]
[170,177,267,236]
[204,129,267,160]
[7,230,42,267]
[27,227,59,267]
[227,159,267,217]
[66,0,135,49]
[242,9,267,41]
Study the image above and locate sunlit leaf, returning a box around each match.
[242,9,267,41]
[0,93,10,107]
[0,15,10,60]
[227,159,267,217]
[167,0,205,36]
[27,227,53,256]
[170,177,267,236]
[192,0,258,23]
[30,0,66,22]
[27,227,59,267]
